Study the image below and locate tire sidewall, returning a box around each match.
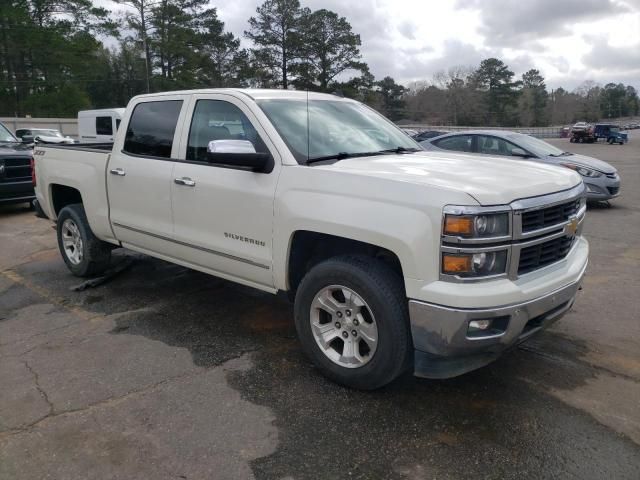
[56,205,93,277]
[294,258,408,389]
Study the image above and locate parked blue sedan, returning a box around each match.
[421,130,621,202]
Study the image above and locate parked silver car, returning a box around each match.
[421,130,621,201]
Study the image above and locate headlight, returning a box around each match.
[443,212,509,238]
[561,163,602,178]
[442,250,508,278]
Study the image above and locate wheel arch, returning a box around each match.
[284,230,406,296]
[50,183,83,218]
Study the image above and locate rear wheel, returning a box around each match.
[56,204,111,277]
[294,255,411,390]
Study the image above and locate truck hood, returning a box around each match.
[0,143,32,157]
[317,151,582,205]
[556,153,616,174]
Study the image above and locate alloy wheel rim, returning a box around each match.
[309,285,378,368]
[61,219,84,265]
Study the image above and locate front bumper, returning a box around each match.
[584,173,620,201]
[0,181,35,205]
[409,261,587,379]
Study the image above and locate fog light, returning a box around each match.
[469,319,492,331]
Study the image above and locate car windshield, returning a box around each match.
[256,98,420,163]
[34,129,63,137]
[506,133,565,157]
[0,123,17,142]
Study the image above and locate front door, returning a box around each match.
[108,96,188,255]
[170,94,282,289]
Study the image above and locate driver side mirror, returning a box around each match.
[21,135,34,144]
[206,140,273,173]
[511,147,530,158]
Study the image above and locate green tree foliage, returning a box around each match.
[244,0,308,89]
[471,58,521,125]
[0,0,113,116]
[519,69,548,126]
[375,76,406,120]
[295,9,366,91]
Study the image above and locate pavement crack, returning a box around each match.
[0,351,257,442]
[23,360,54,416]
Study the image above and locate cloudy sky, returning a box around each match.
[100,0,640,90]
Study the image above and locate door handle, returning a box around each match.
[110,168,126,176]
[174,177,196,187]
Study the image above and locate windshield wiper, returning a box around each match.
[306,146,420,165]
[306,151,389,165]
[379,146,421,154]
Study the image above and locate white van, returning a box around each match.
[77,108,125,143]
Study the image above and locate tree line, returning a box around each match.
[404,61,639,127]
[1,0,638,127]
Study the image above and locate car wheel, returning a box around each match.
[56,203,111,277]
[294,255,411,390]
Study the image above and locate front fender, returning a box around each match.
[272,167,478,293]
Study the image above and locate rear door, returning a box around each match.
[107,95,189,256]
[170,93,282,289]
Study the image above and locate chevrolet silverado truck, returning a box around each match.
[33,89,589,389]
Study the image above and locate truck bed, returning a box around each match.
[34,143,116,242]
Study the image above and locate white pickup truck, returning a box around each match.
[33,89,588,389]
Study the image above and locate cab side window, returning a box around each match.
[433,135,473,152]
[477,136,520,156]
[96,116,113,136]
[123,100,183,158]
[187,100,268,162]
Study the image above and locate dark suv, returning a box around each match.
[0,122,34,206]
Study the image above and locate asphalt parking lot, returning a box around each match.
[1,136,639,479]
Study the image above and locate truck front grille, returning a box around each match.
[0,157,31,182]
[521,199,580,233]
[518,236,574,275]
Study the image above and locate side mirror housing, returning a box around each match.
[511,147,530,158]
[206,139,273,173]
[21,135,34,144]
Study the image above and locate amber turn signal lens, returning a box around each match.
[442,254,472,273]
[444,216,473,235]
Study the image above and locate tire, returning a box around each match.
[294,255,411,390]
[56,203,111,277]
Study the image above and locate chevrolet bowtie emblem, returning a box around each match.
[565,216,579,236]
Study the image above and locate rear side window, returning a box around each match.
[433,135,473,152]
[123,101,183,158]
[96,116,113,136]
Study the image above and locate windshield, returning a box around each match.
[0,123,17,142]
[34,129,63,137]
[257,99,420,163]
[506,133,565,157]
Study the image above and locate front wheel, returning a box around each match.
[294,255,411,390]
[56,204,112,277]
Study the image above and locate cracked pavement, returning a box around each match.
[1,137,639,479]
